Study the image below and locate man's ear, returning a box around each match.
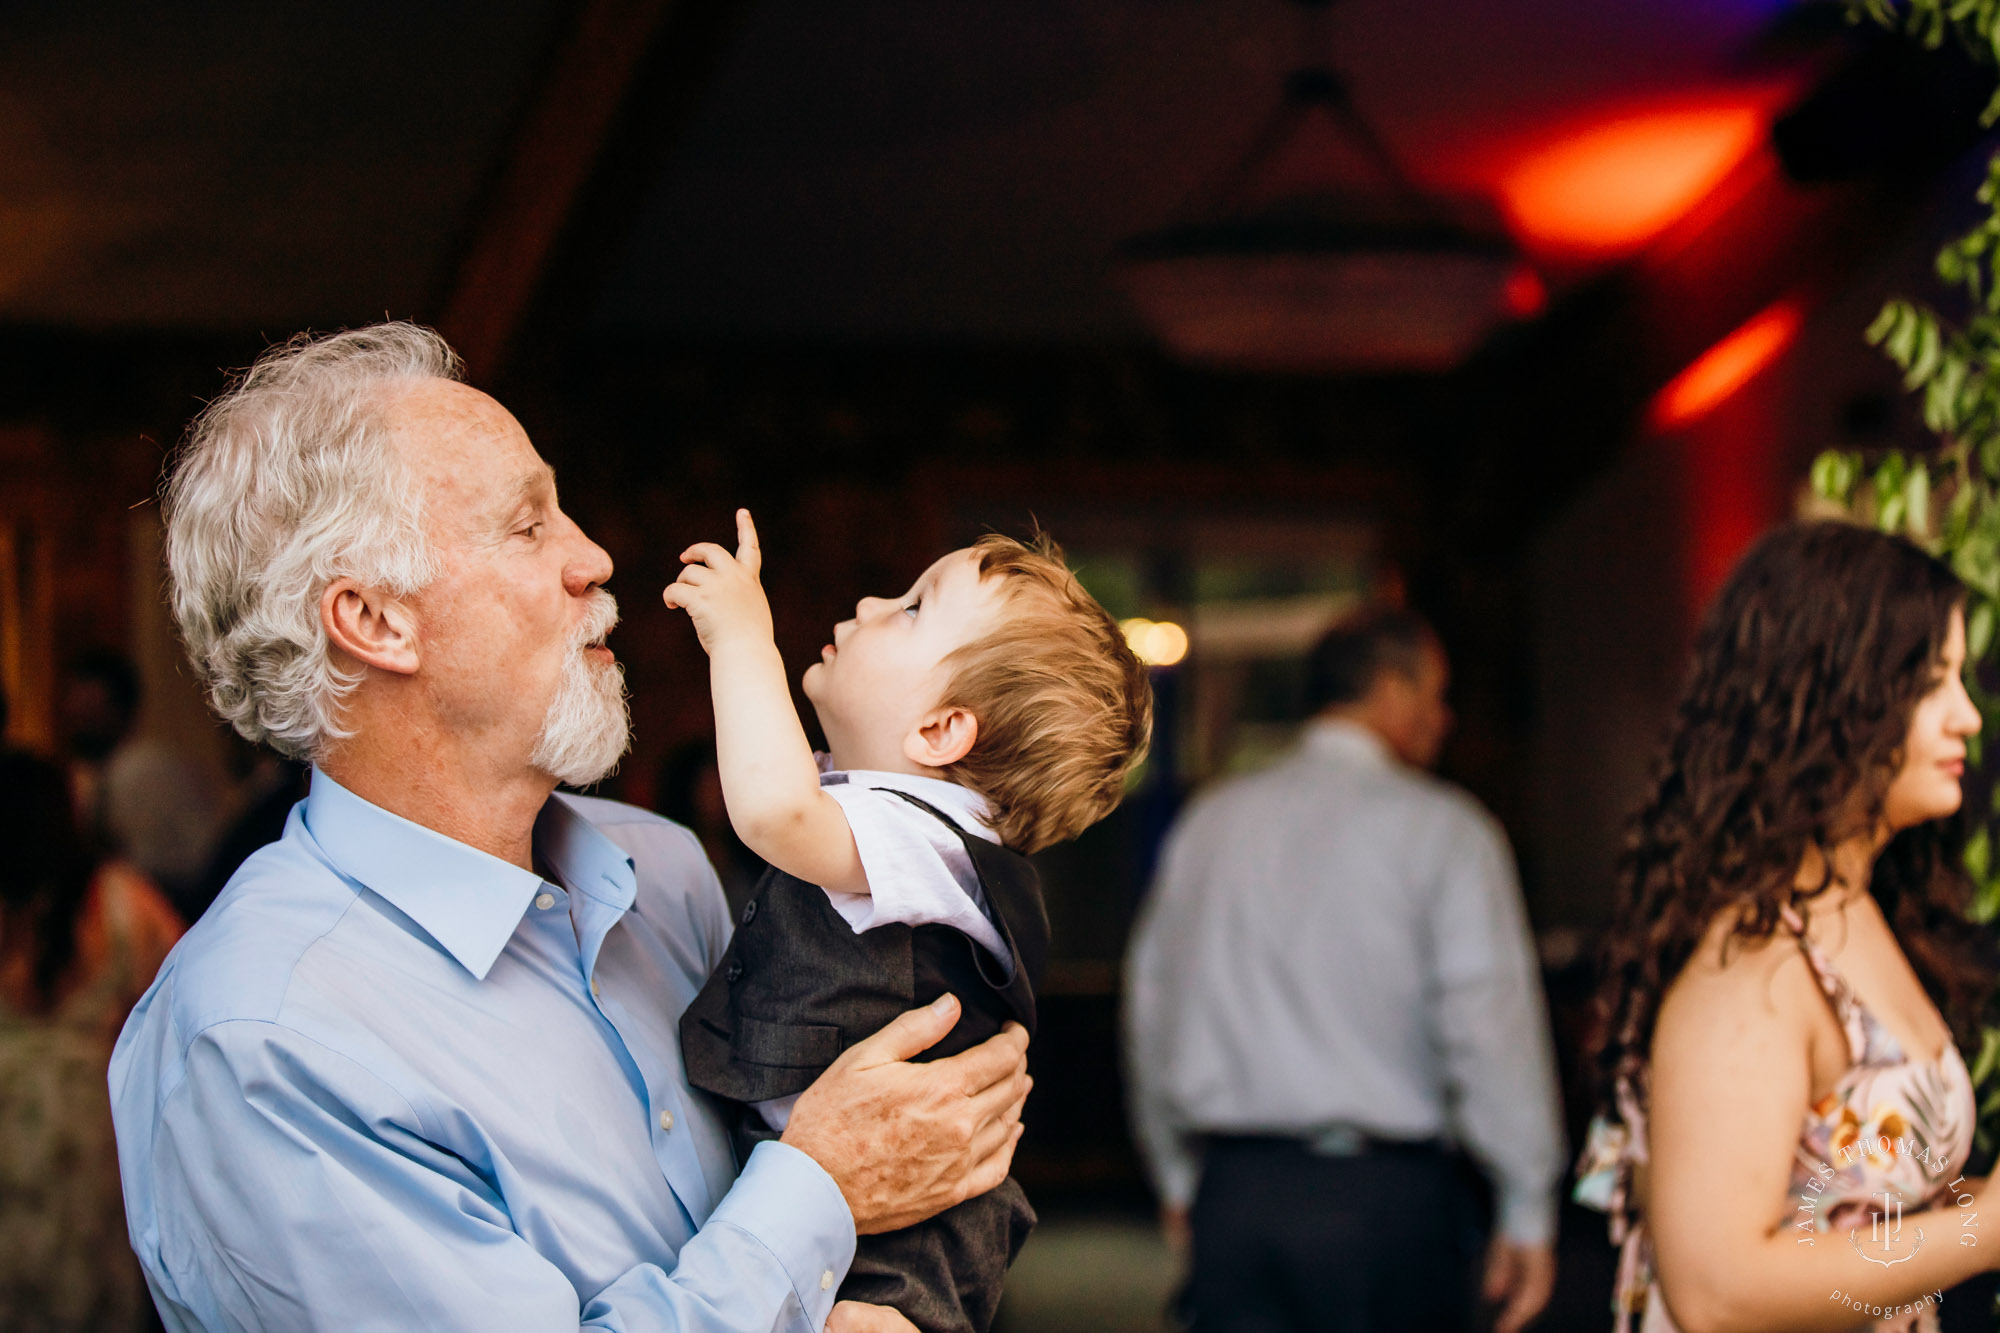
[905,705,978,771]
[321,578,421,677]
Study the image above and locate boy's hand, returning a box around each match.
[662,509,772,656]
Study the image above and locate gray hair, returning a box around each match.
[164,322,460,759]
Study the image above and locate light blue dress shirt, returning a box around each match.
[110,769,857,1332]
[1124,720,1565,1245]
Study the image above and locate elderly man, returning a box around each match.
[109,323,1029,1333]
[1125,610,1563,1333]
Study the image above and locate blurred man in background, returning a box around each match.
[1124,609,1563,1333]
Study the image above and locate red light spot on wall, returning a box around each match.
[1502,265,1547,317]
[1650,299,1802,429]
[1498,102,1769,259]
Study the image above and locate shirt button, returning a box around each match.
[659,1110,675,1132]
[535,892,556,910]
[725,959,744,983]
[820,1270,834,1291]
[741,899,759,924]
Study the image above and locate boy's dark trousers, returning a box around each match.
[680,792,1049,1333]
[735,1116,1036,1332]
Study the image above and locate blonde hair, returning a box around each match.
[940,532,1153,854]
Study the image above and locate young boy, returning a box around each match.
[664,510,1152,1333]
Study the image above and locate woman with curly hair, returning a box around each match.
[0,751,182,1331]
[1576,521,2000,1333]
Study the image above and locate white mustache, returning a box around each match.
[572,592,619,653]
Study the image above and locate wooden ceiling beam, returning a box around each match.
[433,0,683,385]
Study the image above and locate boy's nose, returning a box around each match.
[856,595,889,619]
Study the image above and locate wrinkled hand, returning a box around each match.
[1483,1237,1555,1333]
[782,993,1031,1234]
[826,1302,919,1333]
[661,508,771,655]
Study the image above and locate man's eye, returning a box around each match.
[518,522,543,539]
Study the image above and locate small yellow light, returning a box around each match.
[1121,617,1188,667]
[1145,621,1189,667]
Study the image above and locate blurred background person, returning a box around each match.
[0,752,182,1331]
[1576,523,2000,1333]
[59,650,224,911]
[1124,609,1564,1333]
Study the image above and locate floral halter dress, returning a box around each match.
[1575,906,1976,1333]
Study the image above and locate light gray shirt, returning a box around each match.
[1123,719,1565,1244]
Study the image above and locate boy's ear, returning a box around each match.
[321,578,422,677]
[906,705,978,771]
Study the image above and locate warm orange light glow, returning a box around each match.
[1499,103,1768,259]
[1650,300,1803,430]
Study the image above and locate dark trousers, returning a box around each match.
[1185,1136,1486,1333]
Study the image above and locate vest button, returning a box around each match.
[741,899,759,924]
[725,959,744,983]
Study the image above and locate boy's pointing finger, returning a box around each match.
[735,508,762,577]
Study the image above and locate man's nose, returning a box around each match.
[563,519,614,596]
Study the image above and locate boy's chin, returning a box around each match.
[800,661,824,696]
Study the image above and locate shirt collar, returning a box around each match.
[302,768,633,980]
[1302,717,1397,771]
[821,764,998,841]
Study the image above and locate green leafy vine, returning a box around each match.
[1813,3,2000,1169]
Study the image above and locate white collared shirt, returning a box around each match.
[753,763,1013,1132]
[815,764,1010,969]
[1123,718,1566,1245]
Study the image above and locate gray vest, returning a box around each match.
[680,790,1049,1102]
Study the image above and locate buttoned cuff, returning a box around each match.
[711,1140,857,1325]
[1496,1187,1557,1248]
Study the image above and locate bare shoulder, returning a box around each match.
[1654,901,1822,1059]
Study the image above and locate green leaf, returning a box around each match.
[1926,352,1971,431]
[1909,316,1945,387]
[1906,464,1933,535]
[1866,300,1904,346]
[1949,480,1978,545]
[1972,1025,2000,1088]
[1971,597,1996,659]
[1885,304,1923,366]
[1809,450,1861,503]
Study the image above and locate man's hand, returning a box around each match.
[1482,1236,1555,1333]
[782,993,1031,1234]
[661,509,771,656]
[827,1302,919,1333]
[1160,1204,1190,1256]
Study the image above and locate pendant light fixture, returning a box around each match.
[1115,0,1541,373]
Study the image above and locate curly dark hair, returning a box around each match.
[0,751,96,1010]
[1590,521,1995,1115]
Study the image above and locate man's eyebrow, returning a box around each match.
[510,464,557,508]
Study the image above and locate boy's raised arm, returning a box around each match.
[663,509,868,896]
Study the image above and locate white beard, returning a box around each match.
[530,593,631,787]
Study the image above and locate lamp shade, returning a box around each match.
[1116,205,1535,373]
